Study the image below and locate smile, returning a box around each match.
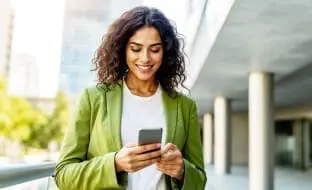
[135,64,153,71]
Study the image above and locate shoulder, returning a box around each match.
[77,83,121,113]
[83,84,106,97]
[79,83,122,105]
[174,92,196,108]
[164,91,197,117]
[83,83,121,97]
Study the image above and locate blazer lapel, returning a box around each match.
[106,82,123,151]
[162,91,178,144]
[105,82,177,150]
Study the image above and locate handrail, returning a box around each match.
[0,162,56,188]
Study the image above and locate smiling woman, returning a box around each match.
[55,6,206,190]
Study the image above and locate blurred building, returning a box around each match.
[26,97,55,115]
[0,0,14,77]
[59,0,142,98]
[189,0,312,189]
[9,53,40,97]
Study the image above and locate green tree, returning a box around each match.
[7,97,49,148]
[0,77,69,150]
[47,91,69,145]
[0,75,7,93]
[20,91,70,149]
[0,76,11,138]
[0,76,48,149]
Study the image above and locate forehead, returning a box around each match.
[128,26,162,44]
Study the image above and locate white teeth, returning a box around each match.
[137,65,153,70]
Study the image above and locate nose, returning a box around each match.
[140,50,150,64]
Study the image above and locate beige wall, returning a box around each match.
[229,105,312,166]
[231,113,249,165]
[275,106,312,120]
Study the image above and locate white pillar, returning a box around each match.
[214,97,231,174]
[203,113,213,165]
[249,72,274,190]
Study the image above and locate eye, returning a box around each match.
[150,48,161,53]
[130,47,141,52]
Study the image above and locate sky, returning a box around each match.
[8,0,188,98]
[9,0,65,98]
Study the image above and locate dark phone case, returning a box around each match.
[138,128,163,146]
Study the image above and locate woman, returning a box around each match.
[55,6,206,190]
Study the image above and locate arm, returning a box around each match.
[54,89,127,190]
[171,100,207,190]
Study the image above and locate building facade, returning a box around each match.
[59,0,142,97]
[0,0,14,77]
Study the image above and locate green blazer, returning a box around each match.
[55,82,207,190]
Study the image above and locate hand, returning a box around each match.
[115,143,161,173]
[156,143,184,181]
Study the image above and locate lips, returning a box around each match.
[135,64,153,72]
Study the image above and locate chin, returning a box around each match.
[137,76,154,81]
[135,73,156,81]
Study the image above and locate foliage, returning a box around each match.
[46,91,70,145]
[0,76,69,150]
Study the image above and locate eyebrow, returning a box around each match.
[129,42,162,47]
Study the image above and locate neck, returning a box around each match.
[125,72,158,95]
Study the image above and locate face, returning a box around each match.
[126,26,163,81]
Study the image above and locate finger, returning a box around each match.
[156,163,181,170]
[156,163,183,179]
[133,149,161,162]
[130,157,160,172]
[155,164,175,177]
[161,143,177,154]
[158,158,183,166]
[162,148,182,161]
[156,165,168,174]
[156,162,177,171]
[131,143,161,154]
[125,143,137,148]
[161,150,180,161]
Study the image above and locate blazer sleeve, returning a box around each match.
[171,100,207,190]
[54,89,126,190]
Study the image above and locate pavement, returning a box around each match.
[205,165,312,190]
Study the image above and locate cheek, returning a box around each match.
[126,50,137,66]
[151,53,163,65]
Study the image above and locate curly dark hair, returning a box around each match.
[92,6,187,93]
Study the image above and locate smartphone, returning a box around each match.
[138,128,163,146]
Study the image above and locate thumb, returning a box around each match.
[125,143,137,148]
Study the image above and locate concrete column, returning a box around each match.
[203,113,213,165]
[249,72,274,190]
[214,97,231,174]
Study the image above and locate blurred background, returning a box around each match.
[0,0,192,163]
[0,0,312,190]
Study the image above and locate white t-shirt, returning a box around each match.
[121,80,167,190]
